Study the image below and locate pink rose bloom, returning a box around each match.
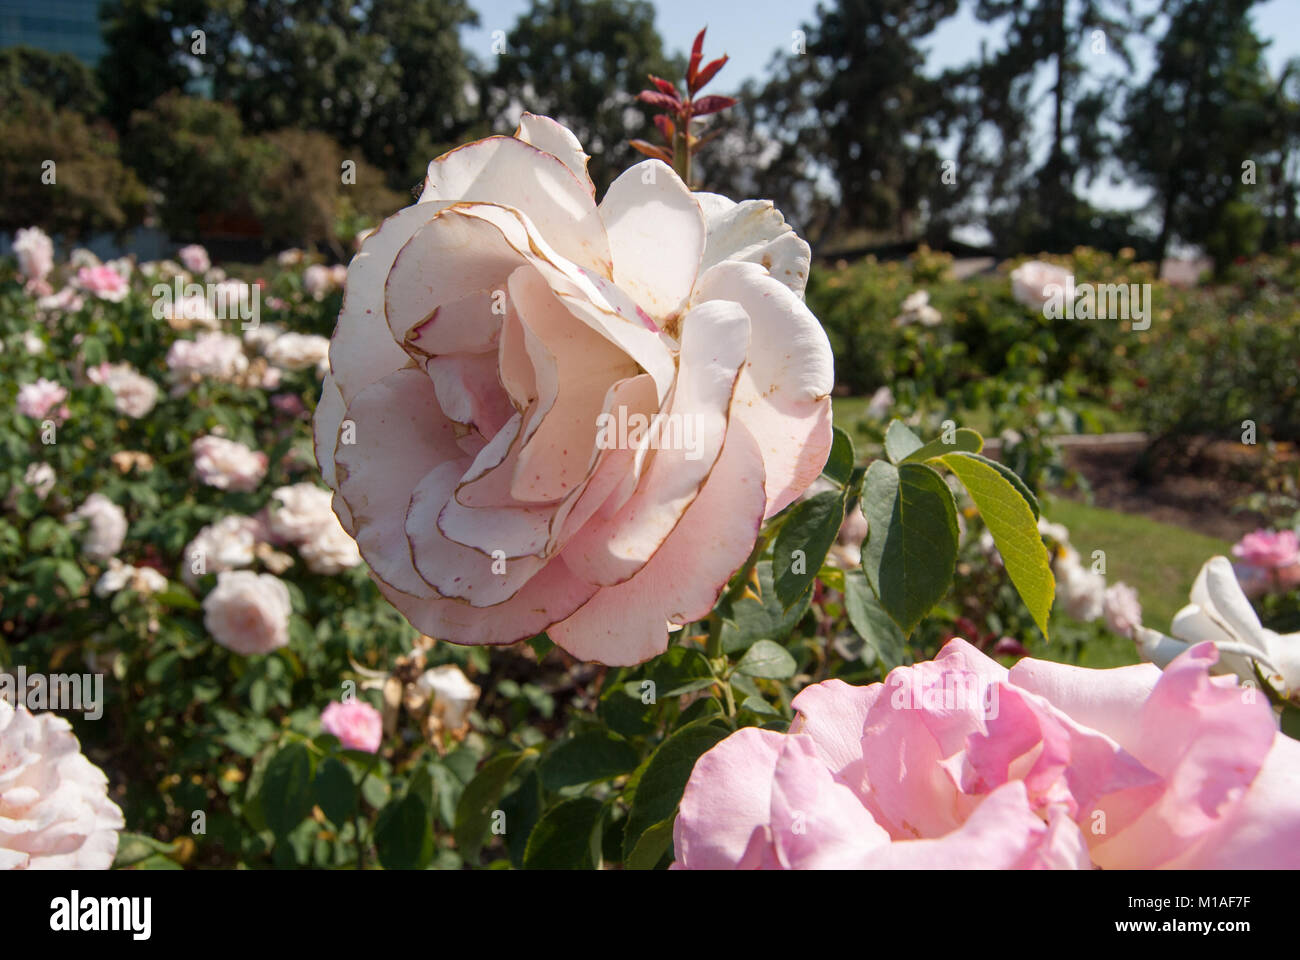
[202,570,291,655]
[177,244,211,274]
[192,435,268,491]
[16,378,67,421]
[302,264,333,300]
[1232,529,1300,570]
[75,264,129,302]
[673,638,1300,869]
[320,700,383,753]
[315,114,831,666]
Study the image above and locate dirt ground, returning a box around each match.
[1053,436,1288,541]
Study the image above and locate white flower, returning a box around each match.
[192,435,268,492]
[23,463,55,499]
[264,333,330,374]
[415,664,481,729]
[94,559,168,598]
[242,321,283,352]
[266,484,335,543]
[202,571,292,656]
[12,227,54,285]
[1010,260,1072,310]
[68,494,127,562]
[302,264,335,299]
[22,331,44,355]
[1103,581,1142,637]
[299,522,362,575]
[1037,516,1071,545]
[166,332,249,388]
[161,293,219,331]
[1055,548,1105,622]
[893,289,942,327]
[182,515,263,587]
[87,362,159,418]
[0,700,125,869]
[1135,556,1300,704]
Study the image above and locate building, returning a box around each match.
[0,0,106,64]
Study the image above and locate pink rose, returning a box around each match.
[320,700,383,753]
[177,244,211,274]
[16,378,67,421]
[316,114,832,666]
[202,570,291,655]
[13,226,54,286]
[75,264,129,302]
[1102,581,1142,637]
[1232,529,1300,570]
[673,638,1300,869]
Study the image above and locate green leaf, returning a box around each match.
[526,633,554,660]
[861,460,959,636]
[1281,705,1300,741]
[939,452,1054,639]
[112,832,181,869]
[625,817,676,870]
[735,639,797,679]
[718,560,813,655]
[260,743,314,838]
[772,490,845,607]
[454,750,534,862]
[154,587,201,610]
[311,757,356,826]
[843,569,907,669]
[901,427,984,464]
[884,420,924,463]
[375,793,433,870]
[540,732,640,791]
[522,797,603,869]
[822,425,855,485]
[623,720,730,859]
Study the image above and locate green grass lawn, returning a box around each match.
[1042,496,1233,631]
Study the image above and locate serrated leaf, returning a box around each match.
[522,797,603,869]
[539,732,639,790]
[772,490,845,607]
[822,425,855,485]
[843,569,907,669]
[623,720,730,859]
[901,427,984,464]
[940,452,1054,638]
[861,460,959,635]
[884,420,924,463]
[735,639,797,679]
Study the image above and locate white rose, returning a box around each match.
[182,515,263,587]
[299,522,362,574]
[266,484,335,543]
[1010,260,1072,310]
[265,333,331,374]
[0,700,124,869]
[416,664,481,729]
[1055,549,1106,622]
[192,436,268,492]
[202,570,292,655]
[68,493,127,562]
[88,362,159,418]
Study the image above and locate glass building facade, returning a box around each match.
[0,0,106,64]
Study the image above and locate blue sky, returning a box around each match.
[462,0,1300,218]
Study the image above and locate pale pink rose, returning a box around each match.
[320,700,383,753]
[302,264,333,299]
[298,522,361,574]
[75,264,129,302]
[674,638,1300,869]
[13,226,54,286]
[1103,581,1142,637]
[266,483,336,543]
[192,435,268,491]
[1232,529,1300,570]
[202,570,291,655]
[36,286,84,315]
[264,332,330,373]
[315,114,832,666]
[68,493,127,562]
[87,362,158,418]
[0,700,125,869]
[166,333,249,388]
[415,664,480,729]
[181,514,264,587]
[16,378,67,421]
[177,244,211,274]
[1010,260,1072,310]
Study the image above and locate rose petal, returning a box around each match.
[695,192,812,296]
[514,113,596,198]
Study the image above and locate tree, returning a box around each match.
[0,47,103,115]
[489,0,681,193]
[1120,0,1282,268]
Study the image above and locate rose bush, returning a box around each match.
[674,638,1300,869]
[316,113,834,665]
